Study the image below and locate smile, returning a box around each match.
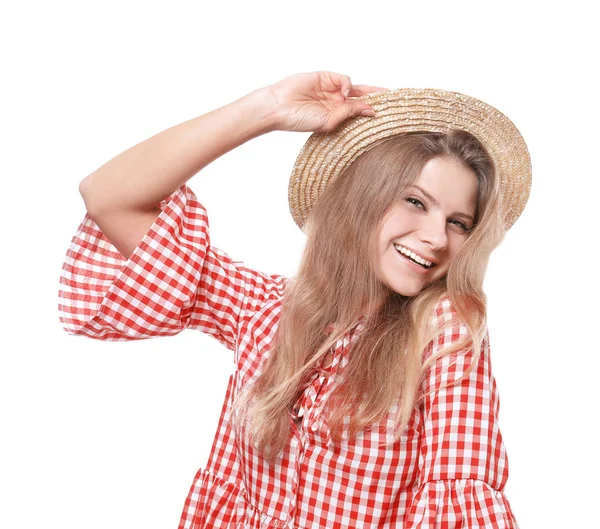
[393,244,435,269]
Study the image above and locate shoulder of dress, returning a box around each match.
[428,294,462,333]
[423,295,491,362]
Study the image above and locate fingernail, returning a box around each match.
[344,88,350,98]
[361,109,375,117]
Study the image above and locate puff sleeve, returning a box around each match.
[58,183,288,349]
[405,297,519,528]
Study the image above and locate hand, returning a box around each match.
[263,71,389,133]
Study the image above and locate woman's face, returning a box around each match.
[374,156,479,297]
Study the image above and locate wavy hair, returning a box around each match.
[234,130,505,460]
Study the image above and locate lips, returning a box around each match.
[392,243,436,268]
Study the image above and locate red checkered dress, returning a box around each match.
[58,184,519,528]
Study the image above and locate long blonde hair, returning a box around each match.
[235,130,505,459]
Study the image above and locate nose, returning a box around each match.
[418,215,448,252]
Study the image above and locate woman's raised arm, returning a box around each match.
[77,88,278,259]
[78,71,383,259]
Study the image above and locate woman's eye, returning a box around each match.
[406,197,424,208]
[450,219,469,231]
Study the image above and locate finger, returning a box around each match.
[337,74,353,99]
[326,102,375,130]
[317,71,353,98]
[347,84,391,97]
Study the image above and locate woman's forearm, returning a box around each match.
[79,87,279,215]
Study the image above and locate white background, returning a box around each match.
[1,1,598,527]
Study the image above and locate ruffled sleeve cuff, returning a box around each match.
[58,184,206,341]
[406,479,519,529]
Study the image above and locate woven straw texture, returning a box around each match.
[288,88,531,232]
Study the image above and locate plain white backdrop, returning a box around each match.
[1,1,598,527]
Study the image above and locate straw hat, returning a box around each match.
[288,88,531,232]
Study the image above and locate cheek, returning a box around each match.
[376,226,392,253]
[447,236,468,261]
[378,215,405,243]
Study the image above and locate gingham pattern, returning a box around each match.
[58,184,519,528]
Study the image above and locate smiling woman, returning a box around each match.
[58,71,531,528]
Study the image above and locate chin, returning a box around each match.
[387,274,444,297]
[386,283,425,297]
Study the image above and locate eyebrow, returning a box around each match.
[409,184,475,223]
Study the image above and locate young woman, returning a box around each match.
[58,71,531,528]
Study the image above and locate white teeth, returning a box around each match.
[393,244,433,268]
